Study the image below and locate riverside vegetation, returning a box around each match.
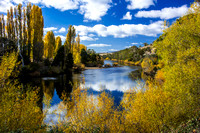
[0,2,200,133]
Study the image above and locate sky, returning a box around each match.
[0,0,195,53]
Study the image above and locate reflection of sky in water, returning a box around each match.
[44,61,144,125]
[43,90,63,125]
[82,66,144,92]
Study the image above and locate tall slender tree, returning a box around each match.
[23,7,27,50]
[64,25,76,69]
[6,10,11,39]
[30,5,44,62]
[71,26,76,54]
[17,4,22,51]
[14,7,18,39]
[10,7,14,40]
[65,25,72,52]
[0,17,2,37]
[65,25,76,53]
[55,36,62,55]
[1,14,5,37]
[26,3,31,61]
[44,31,55,59]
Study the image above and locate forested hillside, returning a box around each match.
[103,44,154,62]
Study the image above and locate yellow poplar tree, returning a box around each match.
[55,36,62,55]
[44,31,55,59]
[30,5,44,62]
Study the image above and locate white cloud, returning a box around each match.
[80,36,98,41]
[122,12,132,20]
[131,42,139,45]
[44,27,58,33]
[0,0,78,12]
[135,5,189,19]
[125,0,156,10]
[58,27,66,33]
[0,0,15,13]
[41,0,79,11]
[88,34,95,37]
[75,21,163,38]
[87,44,111,47]
[109,49,118,51]
[83,19,89,22]
[0,0,112,21]
[79,0,112,21]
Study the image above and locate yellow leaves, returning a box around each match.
[121,85,171,132]
[0,53,45,132]
[73,49,81,65]
[105,57,110,60]
[0,52,18,85]
[73,43,87,65]
[44,31,55,59]
[155,70,165,85]
[152,5,200,131]
[55,36,62,55]
[57,88,116,132]
[0,84,44,132]
[141,57,155,73]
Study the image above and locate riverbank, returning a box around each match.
[106,59,141,66]
[85,67,103,70]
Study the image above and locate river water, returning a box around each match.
[40,60,145,124]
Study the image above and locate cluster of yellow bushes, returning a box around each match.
[0,53,45,132]
[48,78,198,132]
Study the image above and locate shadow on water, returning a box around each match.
[19,70,73,109]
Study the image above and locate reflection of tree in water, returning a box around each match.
[42,80,54,101]
[129,68,154,81]
[73,72,85,90]
[55,71,73,101]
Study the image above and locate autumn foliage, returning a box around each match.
[0,2,200,133]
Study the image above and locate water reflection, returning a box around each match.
[22,61,145,125]
[42,71,73,106]
[81,66,144,92]
[86,88,124,107]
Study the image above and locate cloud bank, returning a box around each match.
[75,21,163,39]
[135,5,189,19]
[0,0,113,21]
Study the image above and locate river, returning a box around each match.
[37,60,145,124]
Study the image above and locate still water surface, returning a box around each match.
[42,60,144,124]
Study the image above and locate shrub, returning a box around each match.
[104,63,111,68]
[141,57,154,74]
[0,52,45,132]
[57,89,116,132]
[113,62,118,67]
[155,70,165,85]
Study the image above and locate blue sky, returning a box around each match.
[0,0,195,53]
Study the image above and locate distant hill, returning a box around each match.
[102,44,156,62]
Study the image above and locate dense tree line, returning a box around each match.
[81,48,104,67]
[1,3,100,74]
[0,3,43,64]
